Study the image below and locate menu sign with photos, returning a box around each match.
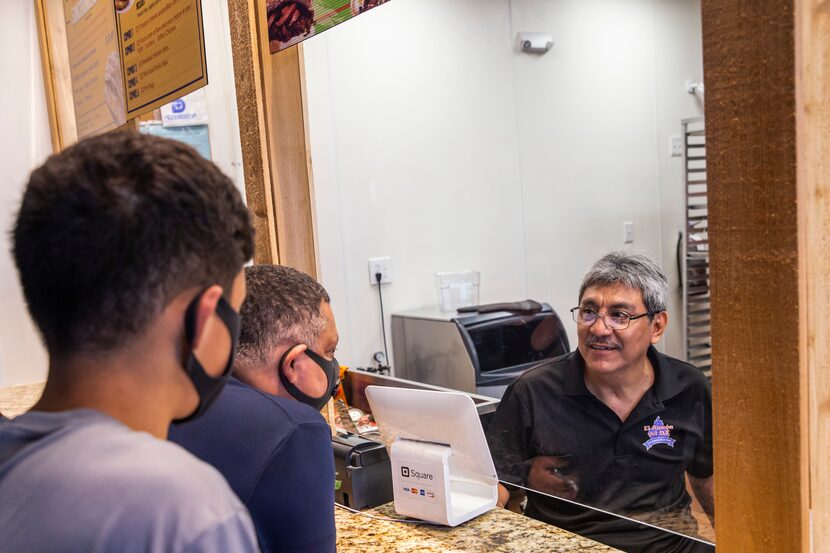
[115,0,208,117]
[266,0,390,53]
[63,0,127,138]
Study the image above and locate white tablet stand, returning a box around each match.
[366,386,498,527]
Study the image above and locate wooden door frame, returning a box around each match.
[34,0,77,151]
[226,0,316,274]
[795,1,830,548]
[703,0,805,545]
[702,0,828,550]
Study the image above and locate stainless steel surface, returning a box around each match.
[342,369,499,418]
[391,311,477,393]
[681,117,712,378]
[393,306,533,325]
[392,306,461,322]
[476,384,509,398]
[391,305,568,398]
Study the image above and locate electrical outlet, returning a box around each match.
[623,221,634,243]
[368,257,392,285]
[670,135,683,157]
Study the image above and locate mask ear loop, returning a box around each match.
[277,343,307,391]
[174,291,241,425]
[183,290,241,362]
[213,295,241,346]
[277,345,340,409]
[303,348,341,396]
[183,289,203,345]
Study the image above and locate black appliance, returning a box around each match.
[332,432,393,510]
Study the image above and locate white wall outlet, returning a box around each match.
[670,135,683,157]
[368,257,392,285]
[623,221,634,244]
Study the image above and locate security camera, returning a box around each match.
[518,33,553,54]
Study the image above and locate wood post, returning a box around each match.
[796,0,830,550]
[702,0,830,549]
[226,0,317,276]
[33,0,77,151]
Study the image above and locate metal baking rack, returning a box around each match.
[680,117,711,378]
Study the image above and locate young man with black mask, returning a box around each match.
[170,264,340,553]
[0,131,260,552]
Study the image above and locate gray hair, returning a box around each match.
[235,264,331,369]
[578,251,669,314]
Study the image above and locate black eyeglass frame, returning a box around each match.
[569,306,655,330]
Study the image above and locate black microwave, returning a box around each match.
[390,303,570,398]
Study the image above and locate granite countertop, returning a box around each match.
[336,503,621,552]
[0,381,44,418]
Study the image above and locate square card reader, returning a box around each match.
[365,386,498,527]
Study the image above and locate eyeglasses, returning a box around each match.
[570,306,652,330]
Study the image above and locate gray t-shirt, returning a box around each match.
[0,409,261,553]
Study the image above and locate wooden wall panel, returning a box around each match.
[702,0,808,551]
[34,0,77,151]
[227,0,317,276]
[226,0,279,265]
[796,0,830,550]
[261,45,318,279]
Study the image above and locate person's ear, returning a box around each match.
[279,344,308,384]
[189,285,224,350]
[650,311,668,344]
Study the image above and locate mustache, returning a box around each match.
[585,337,621,348]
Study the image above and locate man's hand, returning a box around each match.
[527,456,580,501]
[688,474,714,526]
[496,482,526,513]
[497,483,510,508]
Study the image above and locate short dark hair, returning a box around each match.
[236,264,330,367]
[12,130,254,355]
[578,251,669,315]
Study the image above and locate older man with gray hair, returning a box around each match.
[488,251,713,553]
[170,264,340,553]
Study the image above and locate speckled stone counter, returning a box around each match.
[0,381,44,418]
[335,503,621,552]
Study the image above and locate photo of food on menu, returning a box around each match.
[266,0,390,53]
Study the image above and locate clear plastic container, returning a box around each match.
[435,271,480,312]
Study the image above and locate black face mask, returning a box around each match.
[173,292,240,424]
[278,344,341,412]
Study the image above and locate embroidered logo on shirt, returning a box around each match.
[642,416,676,450]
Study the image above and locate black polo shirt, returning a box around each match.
[486,346,712,553]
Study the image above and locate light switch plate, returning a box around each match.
[670,135,683,157]
[623,221,634,244]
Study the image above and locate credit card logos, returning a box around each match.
[402,486,435,499]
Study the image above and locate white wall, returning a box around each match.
[305,0,704,369]
[511,0,664,350]
[201,0,246,196]
[513,0,705,356]
[304,0,528,368]
[0,2,53,386]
